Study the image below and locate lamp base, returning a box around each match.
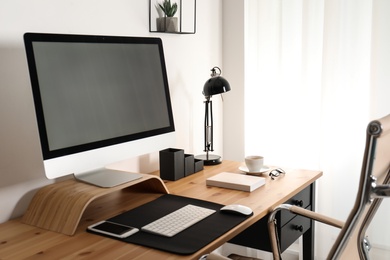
[195,154,222,165]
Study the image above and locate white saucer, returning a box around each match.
[239,165,270,174]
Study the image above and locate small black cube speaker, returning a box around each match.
[159,148,185,181]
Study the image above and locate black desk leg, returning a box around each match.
[302,182,316,260]
[302,221,314,260]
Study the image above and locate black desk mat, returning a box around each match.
[89,194,252,255]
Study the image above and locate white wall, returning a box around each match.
[222,0,245,162]
[0,0,223,223]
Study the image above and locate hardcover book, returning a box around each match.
[206,172,266,192]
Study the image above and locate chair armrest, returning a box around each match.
[289,205,344,228]
[268,204,344,228]
[268,204,345,260]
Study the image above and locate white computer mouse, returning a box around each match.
[220,204,253,216]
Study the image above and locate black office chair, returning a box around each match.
[268,114,390,259]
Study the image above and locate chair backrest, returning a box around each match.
[328,114,390,259]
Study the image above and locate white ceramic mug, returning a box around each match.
[245,155,264,172]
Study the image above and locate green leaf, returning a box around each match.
[158,0,177,17]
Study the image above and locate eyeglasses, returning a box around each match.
[269,168,286,180]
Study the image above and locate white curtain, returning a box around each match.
[244,0,390,259]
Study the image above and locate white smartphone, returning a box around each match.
[88,221,139,239]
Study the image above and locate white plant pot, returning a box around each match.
[156,17,178,32]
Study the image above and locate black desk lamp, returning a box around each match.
[195,66,231,165]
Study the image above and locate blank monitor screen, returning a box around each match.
[24,33,175,186]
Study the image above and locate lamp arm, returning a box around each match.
[204,98,214,153]
[210,99,214,152]
[203,99,208,152]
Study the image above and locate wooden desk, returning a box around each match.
[0,161,321,259]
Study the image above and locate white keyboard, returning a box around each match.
[141,204,216,237]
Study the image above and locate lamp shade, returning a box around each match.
[203,76,231,97]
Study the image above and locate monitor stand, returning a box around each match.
[73,168,143,188]
[23,171,169,235]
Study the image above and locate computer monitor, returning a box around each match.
[24,33,175,187]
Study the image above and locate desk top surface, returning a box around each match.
[0,160,322,259]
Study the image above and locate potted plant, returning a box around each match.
[156,0,178,32]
